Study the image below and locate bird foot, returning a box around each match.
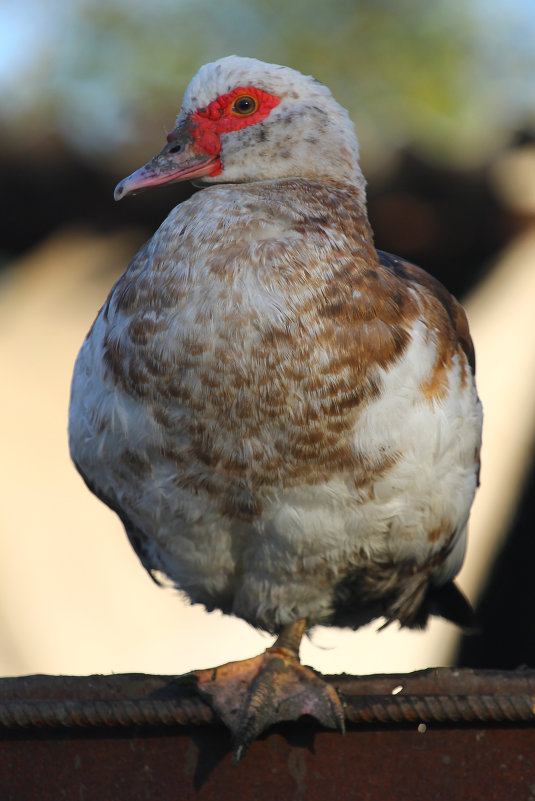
[193,646,345,763]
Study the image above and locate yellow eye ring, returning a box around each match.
[231,95,259,116]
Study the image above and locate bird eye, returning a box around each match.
[231,95,258,116]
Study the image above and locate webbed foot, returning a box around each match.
[192,619,345,762]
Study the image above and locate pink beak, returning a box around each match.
[114,120,220,200]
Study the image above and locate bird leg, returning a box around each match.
[192,618,345,763]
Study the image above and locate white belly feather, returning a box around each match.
[70,307,481,630]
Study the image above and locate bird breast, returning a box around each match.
[69,177,481,628]
[97,181,417,488]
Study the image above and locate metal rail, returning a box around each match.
[2,668,535,801]
[1,667,534,729]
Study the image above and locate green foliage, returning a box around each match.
[2,0,535,165]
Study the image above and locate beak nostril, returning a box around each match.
[168,144,182,154]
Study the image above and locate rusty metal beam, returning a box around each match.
[1,669,534,800]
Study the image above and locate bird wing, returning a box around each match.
[377,249,476,374]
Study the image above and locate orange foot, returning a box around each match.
[192,619,345,763]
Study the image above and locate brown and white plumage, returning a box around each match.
[69,56,482,756]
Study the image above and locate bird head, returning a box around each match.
[114,55,365,201]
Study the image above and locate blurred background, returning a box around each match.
[1,0,534,679]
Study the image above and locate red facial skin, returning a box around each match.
[168,86,280,176]
[115,86,280,198]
